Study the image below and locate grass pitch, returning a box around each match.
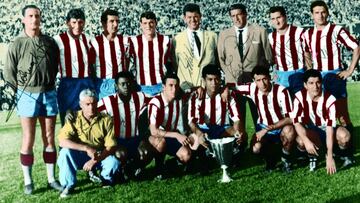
[0,83,360,203]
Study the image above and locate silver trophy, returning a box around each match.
[208,137,236,183]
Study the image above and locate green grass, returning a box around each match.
[1,83,360,203]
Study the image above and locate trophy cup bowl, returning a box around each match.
[208,137,235,183]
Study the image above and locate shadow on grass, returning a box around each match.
[331,193,360,203]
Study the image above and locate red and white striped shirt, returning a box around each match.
[236,83,292,126]
[269,25,306,71]
[303,23,359,71]
[290,89,336,128]
[97,92,147,139]
[90,34,129,79]
[148,93,184,133]
[129,33,171,85]
[188,92,241,126]
[54,31,92,78]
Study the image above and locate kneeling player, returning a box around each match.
[188,64,247,166]
[97,71,153,179]
[233,65,296,172]
[291,69,354,175]
[148,72,192,179]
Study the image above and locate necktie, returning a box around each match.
[238,29,244,61]
[193,31,201,55]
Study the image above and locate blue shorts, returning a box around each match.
[95,78,116,99]
[256,123,281,143]
[57,77,95,112]
[321,69,347,99]
[117,137,141,159]
[137,83,162,97]
[275,69,304,95]
[16,89,58,117]
[198,124,230,140]
[164,137,182,157]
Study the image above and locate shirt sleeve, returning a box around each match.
[148,100,160,126]
[103,116,117,148]
[326,99,337,127]
[187,93,199,124]
[290,97,304,124]
[337,27,359,50]
[58,120,77,141]
[279,87,293,117]
[229,91,241,122]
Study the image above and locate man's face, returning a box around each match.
[270,11,287,31]
[117,77,131,97]
[311,6,328,27]
[22,8,41,31]
[67,18,85,38]
[140,17,157,36]
[183,11,201,31]
[254,74,271,93]
[162,78,179,101]
[103,15,119,35]
[80,96,97,119]
[230,9,247,28]
[304,77,322,99]
[204,74,220,95]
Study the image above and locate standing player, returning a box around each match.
[97,71,153,178]
[128,11,172,96]
[148,72,192,179]
[54,9,95,126]
[4,5,62,194]
[233,65,295,172]
[91,9,129,99]
[268,6,306,95]
[302,1,360,131]
[291,69,354,175]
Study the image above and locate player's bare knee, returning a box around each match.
[115,147,128,165]
[336,126,351,147]
[177,147,191,163]
[252,142,261,154]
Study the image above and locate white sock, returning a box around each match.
[21,165,32,186]
[44,147,56,183]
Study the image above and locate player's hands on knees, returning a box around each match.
[256,129,267,142]
[85,146,97,159]
[83,159,97,171]
[326,155,336,175]
[177,133,191,146]
[304,140,319,156]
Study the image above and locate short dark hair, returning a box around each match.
[269,6,286,17]
[22,5,41,17]
[140,11,157,22]
[228,3,247,15]
[183,3,201,15]
[310,0,329,14]
[115,71,135,84]
[202,64,221,79]
[66,9,85,22]
[303,69,322,83]
[251,65,270,78]
[101,9,118,24]
[162,71,179,85]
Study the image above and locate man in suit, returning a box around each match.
[218,3,273,127]
[173,3,218,91]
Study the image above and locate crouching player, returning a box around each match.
[188,64,247,167]
[97,71,153,179]
[57,89,120,198]
[291,69,354,175]
[232,65,296,172]
[148,72,192,179]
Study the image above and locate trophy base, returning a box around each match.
[218,165,233,183]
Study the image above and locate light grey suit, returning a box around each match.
[218,23,273,83]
